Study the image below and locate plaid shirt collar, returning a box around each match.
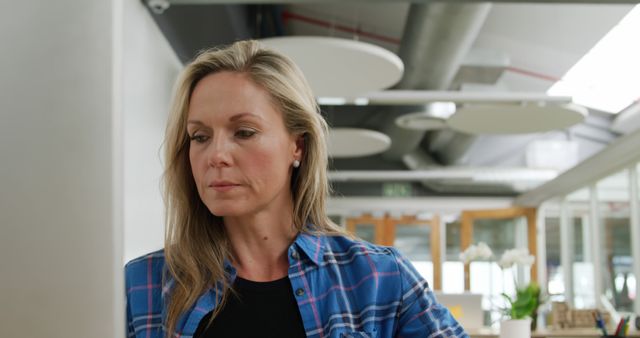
[291,231,327,266]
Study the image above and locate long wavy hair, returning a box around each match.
[162,40,346,337]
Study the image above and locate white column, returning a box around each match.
[438,215,446,291]
[581,214,592,263]
[515,216,529,284]
[589,185,604,309]
[536,205,549,330]
[560,197,575,306]
[122,0,182,262]
[536,205,548,293]
[0,1,123,337]
[629,165,640,314]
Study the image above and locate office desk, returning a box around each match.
[469,327,640,338]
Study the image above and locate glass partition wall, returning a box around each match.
[335,158,640,327]
[541,164,640,313]
[634,164,640,314]
[567,189,593,308]
[597,170,633,311]
[444,217,465,294]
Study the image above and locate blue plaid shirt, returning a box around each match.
[125,232,468,338]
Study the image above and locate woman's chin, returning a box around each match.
[206,204,246,218]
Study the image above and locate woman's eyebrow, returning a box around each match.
[229,112,263,122]
[187,113,263,125]
[186,120,205,126]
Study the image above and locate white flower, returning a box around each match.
[459,242,493,264]
[499,248,535,269]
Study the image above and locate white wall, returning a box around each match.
[0,0,180,335]
[0,1,121,337]
[122,0,182,263]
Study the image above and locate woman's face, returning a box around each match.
[187,71,302,218]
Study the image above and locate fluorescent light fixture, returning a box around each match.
[548,5,640,114]
[353,97,370,106]
[317,91,572,106]
[471,170,557,183]
[317,97,347,105]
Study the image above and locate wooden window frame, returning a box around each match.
[460,207,538,291]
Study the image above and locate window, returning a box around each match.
[394,223,434,288]
[597,170,633,311]
[444,218,465,294]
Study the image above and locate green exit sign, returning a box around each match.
[382,183,412,197]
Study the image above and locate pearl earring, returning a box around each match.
[293,160,300,168]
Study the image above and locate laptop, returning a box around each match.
[434,292,484,330]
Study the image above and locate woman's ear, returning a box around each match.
[293,134,305,161]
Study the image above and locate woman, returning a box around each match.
[125,40,468,338]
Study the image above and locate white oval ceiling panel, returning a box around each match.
[328,128,391,158]
[395,112,448,130]
[260,36,404,97]
[446,103,588,134]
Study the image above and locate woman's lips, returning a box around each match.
[209,182,240,192]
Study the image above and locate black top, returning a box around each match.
[194,276,307,338]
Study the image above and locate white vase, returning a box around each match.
[499,318,531,338]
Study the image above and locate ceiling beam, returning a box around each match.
[168,0,640,4]
[328,168,558,182]
[515,127,640,206]
[328,197,513,215]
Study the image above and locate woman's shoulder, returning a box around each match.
[125,250,167,337]
[321,234,402,266]
[323,234,393,252]
[124,249,166,286]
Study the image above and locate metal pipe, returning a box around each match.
[319,90,573,105]
[381,2,491,160]
[328,168,558,182]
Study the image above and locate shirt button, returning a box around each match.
[291,250,299,260]
[295,288,305,297]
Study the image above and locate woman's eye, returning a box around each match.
[189,134,209,143]
[235,129,256,139]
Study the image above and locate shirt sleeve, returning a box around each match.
[126,294,136,337]
[125,264,136,338]
[390,248,469,338]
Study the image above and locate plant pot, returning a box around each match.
[499,318,531,338]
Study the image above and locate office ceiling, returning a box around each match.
[144,0,636,197]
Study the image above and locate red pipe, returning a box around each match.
[505,66,560,83]
[281,10,402,45]
[282,10,560,83]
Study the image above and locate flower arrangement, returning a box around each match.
[459,242,493,263]
[460,243,542,325]
[498,248,535,270]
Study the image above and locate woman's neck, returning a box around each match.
[223,211,298,282]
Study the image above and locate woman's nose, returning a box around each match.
[206,136,232,168]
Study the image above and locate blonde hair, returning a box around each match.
[162,40,345,337]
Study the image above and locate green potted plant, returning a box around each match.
[460,244,543,337]
[502,281,541,329]
[498,249,539,338]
